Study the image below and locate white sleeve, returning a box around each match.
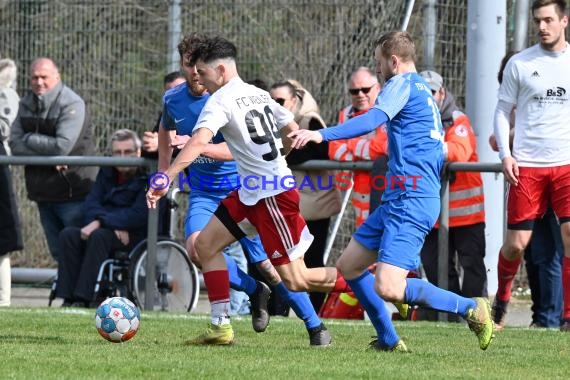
[194,96,228,136]
[493,100,515,160]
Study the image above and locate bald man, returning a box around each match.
[10,57,97,263]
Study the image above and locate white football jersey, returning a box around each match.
[194,77,295,205]
[498,43,570,166]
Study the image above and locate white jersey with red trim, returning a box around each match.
[194,77,295,205]
[499,43,570,167]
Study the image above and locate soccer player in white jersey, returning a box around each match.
[146,36,351,345]
[492,0,570,332]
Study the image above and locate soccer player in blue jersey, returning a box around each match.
[290,30,494,351]
[157,33,331,346]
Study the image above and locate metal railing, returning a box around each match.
[1,156,503,313]
[0,155,159,310]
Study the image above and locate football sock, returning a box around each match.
[347,271,399,349]
[275,282,321,329]
[404,278,475,317]
[203,270,231,326]
[224,254,257,295]
[496,252,522,302]
[563,257,570,319]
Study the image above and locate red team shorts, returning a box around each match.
[216,189,314,266]
[507,164,570,229]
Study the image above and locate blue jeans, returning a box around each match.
[526,208,563,327]
[37,201,84,263]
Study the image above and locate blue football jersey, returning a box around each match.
[374,72,444,200]
[162,82,238,191]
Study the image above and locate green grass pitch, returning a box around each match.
[1,307,569,379]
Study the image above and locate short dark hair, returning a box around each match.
[189,36,237,65]
[247,79,268,91]
[497,51,518,85]
[163,71,182,86]
[375,31,417,63]
[177,33,208,63]
[532,0,567,16]
[269,81,296,96]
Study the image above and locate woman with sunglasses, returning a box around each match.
[269,80,342,313]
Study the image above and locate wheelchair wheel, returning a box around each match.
[129,239,200,312]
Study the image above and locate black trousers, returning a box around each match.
[304,217,331,313]
[420,222,487,298]
[0,144,23,255]
[56,227,130,302]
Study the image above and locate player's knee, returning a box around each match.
[374,281,399,302]
[255,260,281,285]
[502,242,525,259]
[281,276,307,292]
[335,256,364,279]
[185,241,201,267]
[194,236,211,261]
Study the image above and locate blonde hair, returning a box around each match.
[375,31,417,63]
[0,59,17,90]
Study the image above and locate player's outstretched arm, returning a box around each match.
[146,127,214,209]
[157,123,175,172]
[202,142,234,161]
[280,120,301,154]
[288,129,323,150]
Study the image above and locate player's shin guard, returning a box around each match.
[404,278,475,317]
[203,270,231,326]
[275,282,321,329]
[496,252,522,302]
[347,271,399,349]
[224,254,257,295]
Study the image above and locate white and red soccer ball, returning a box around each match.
[95,297,140,343]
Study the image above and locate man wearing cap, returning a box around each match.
[418,70,487,319]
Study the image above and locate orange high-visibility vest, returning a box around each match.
[328,106,388,227]
[443,111,485,227]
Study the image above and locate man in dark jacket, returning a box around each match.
[56,129,148,307]
[9,57,97,263]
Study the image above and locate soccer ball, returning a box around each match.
[95,297,140,343]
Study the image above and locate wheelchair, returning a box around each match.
[50,188,201,312]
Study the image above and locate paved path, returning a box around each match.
[9,285,534,327]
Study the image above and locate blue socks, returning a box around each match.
[347,271,399,349]
[275,282,321,329]
[404,278,475,317]
[224,254,258,296]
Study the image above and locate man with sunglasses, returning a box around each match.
[329,67,387,227]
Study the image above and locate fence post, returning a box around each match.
[437,165,450,322]
[144,160,158,310]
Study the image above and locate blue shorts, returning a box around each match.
[185,190,268,264]
[353,197,439,270]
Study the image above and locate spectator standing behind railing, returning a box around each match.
[9,57,97,263]
[269,79,341,312]
[491,0,570,332]
[0,58,23,306]
[329,67,387,227]
[417,70,487,321]
[56,129,148,307]
[141,71,185,159]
